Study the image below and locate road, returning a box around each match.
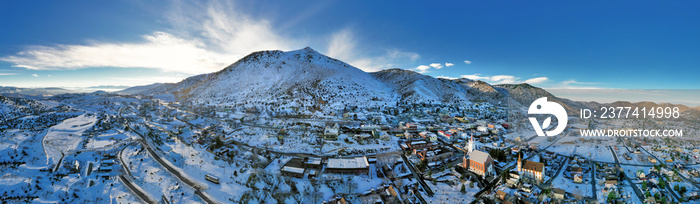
[609,146,651,202]
[119,175,158,204]
[544,157,569,185]
[118,141,158,204]
[590,160,597,199]
[400,154,434,197]
[120,107,218,204]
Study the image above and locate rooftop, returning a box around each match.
[469,150,492,164]
[327,157,369,169]
[281,166,305,174]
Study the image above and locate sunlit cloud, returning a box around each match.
[415,65,431,73]
[445,63,454,67]
[0,73,18,76]
[32,74,38,77]
[1,0,419,75]
[429,63,443,69]
[523,77,549,84]
[436,75,459,80]
[461,74,548,85]
[464,60,472,64]
[326,28,419,71]
[562,79,599,85]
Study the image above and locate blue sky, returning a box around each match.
[1,0,699,91]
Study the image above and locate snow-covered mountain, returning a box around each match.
[494,83,587,114]
[129,47,399,110]
[371,69,506,105]
[125,47,521,112]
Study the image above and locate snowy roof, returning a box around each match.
[468,150,492,164]
[522,160,544,172]
[305,157,322,165]
[281,166,305,174]
[411,141,427,145]
[327,157,369,169]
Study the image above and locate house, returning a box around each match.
[324,123,340,140]
[326,157,370,174]
[379,132,391,141]
[573,173,583,183]
[496,190,507,200]
[465,150,494,177]
[636,170,646,179]
[553,188,565,200]
[477,126,488,132]
[605,177,618,188]
[660,168,674,177]
[517,154,545,182]
[569,166,583,177]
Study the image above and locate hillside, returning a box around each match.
[495,83,587,114]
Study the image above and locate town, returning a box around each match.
[3,91,699,204]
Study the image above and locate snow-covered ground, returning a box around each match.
[423,174,479,203]
[42,114,97,163]
[122,143,204,203]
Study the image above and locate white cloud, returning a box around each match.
[562,79,599,85]
[429,63,443,69]
[326,28,419,71]
[415,65,431,73]
[0,73,18,76]
[523,77,549,84]
[445,63,454,67]
[32,74,38,77]
[461,74,548,85]
[1,0,418,75]
[464,60,472,64]
[436,75,459,80]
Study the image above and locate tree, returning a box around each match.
[674,184,679,191]
[680,186,687,194]
[607,191,616,203]
[501,170,511,183]
[642,181,647,189]
[644,190,651,198]
[659,180,666,189]
[461,184,466,194]
[431,178,437,185]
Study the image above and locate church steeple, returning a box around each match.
[467,133,474,153]
[517,152,522,172]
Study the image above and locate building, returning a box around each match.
[573,173,583,183]
[324,123,340,140]
[467,135,475,153]
[326,157,370,174]
[517,154,545,182]
[281,166,305,178]
[637,170,646,179]
[553,188,566,200]
[438,130,453,142]
[464,150,493,177]
[303,157,322,169]
[496,190,507,200]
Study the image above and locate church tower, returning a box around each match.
[517,152,522,172]
[467,134,474,153]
